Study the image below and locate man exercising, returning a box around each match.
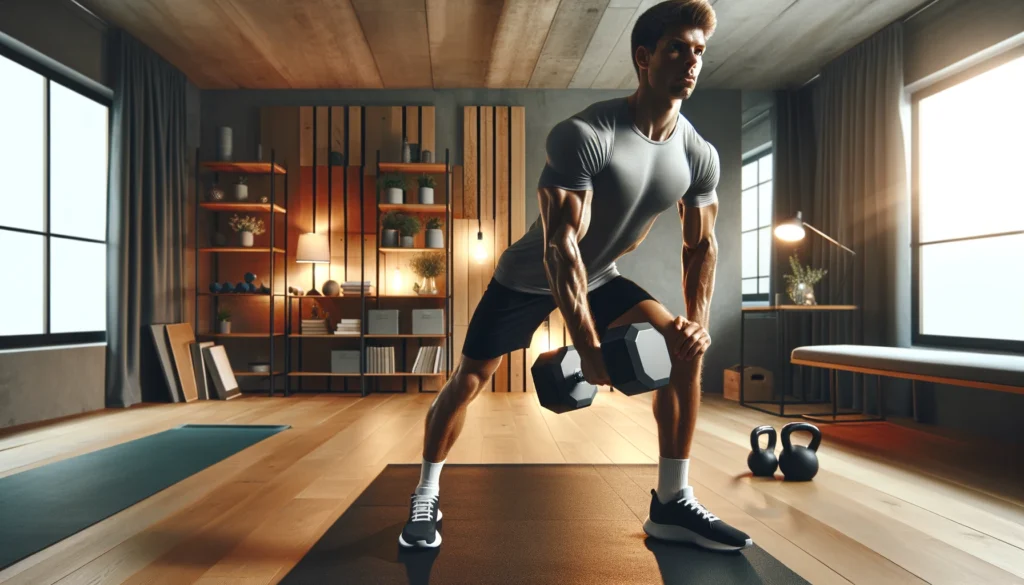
[400,0,751,552]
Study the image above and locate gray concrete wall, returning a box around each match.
[0,345,106,428]
[201,88,743,394]
[0,0,108,86]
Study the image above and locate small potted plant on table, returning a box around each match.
[425,216,444,248]
[410,251,446,295]
[418,174,436,204]
[217,308,232,334]
[233,176,248,201]
[228,214,265,247]
[381,210,403,248]
[379,172,406,204]
[399,215,421,248]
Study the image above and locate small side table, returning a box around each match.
[739,304,858,418]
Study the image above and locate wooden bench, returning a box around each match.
[790,344,1024,423]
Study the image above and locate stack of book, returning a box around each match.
[366,346,395,373]
[300,319,329,335]
[341,280,375,296]
[411,345,446,374]
[334,318,361,336]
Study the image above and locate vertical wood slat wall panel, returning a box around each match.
[463,107,478,220]
[453,165,464,219]
[315,106,329,174]
[453,219,468,364]
[421,106,435,155]
[331,106,346,160]
[348,106,362,166]
[510,106,527,392]
[460,105,527,392]
[405,106,419,146]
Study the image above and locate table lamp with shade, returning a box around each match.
[296,232,330,296]
[774,211,855,303]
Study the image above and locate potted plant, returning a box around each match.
[233,176,248,201]
[425,216,444,248]
[381,210,404,248]
[228,214,265,247]
[783,253,828,305]
[399,214,421,248]
[217,308,232,334]
[418,174,437,204]
[410,251,446,295]
[378,172,406,204]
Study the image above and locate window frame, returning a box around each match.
[741,145,773,303]
[0,40,112,351]
[909,44,1024,354]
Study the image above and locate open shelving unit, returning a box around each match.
[193,149,289,396]
[285,146,453,397]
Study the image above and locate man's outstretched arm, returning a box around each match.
[680,198,718,333]
[539,186,601,353]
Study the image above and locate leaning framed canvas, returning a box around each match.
[202,345,241,400]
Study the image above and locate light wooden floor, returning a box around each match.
[1,391,1023,585]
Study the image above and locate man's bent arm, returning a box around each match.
[680,199,719,330]
[539,186,601,352]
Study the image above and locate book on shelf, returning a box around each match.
[334,318,362,335]
[366,346,396,373]
[411,345,446,374]
[301,319,329,334]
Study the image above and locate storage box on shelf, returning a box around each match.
[193,149,289,395]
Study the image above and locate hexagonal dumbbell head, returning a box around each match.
[601,322,671,396]
[531,346,598,413]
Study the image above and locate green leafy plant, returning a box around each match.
[378,172,406,190]
[399,214,421,237]
[381,210,404,230]
[417,174,436,188]
[217,308,232,322]
[425,216,444,230]
[228,214,265,235]
[783,253,828,287]
[410,252,446,278]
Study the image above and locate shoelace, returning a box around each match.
[680,497,719,523]
[410,495,437,522]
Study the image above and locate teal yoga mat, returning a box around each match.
[0,423,289,570]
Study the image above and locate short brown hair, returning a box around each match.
[631,0,717,75]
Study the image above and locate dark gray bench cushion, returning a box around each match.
[790,345,1024,390]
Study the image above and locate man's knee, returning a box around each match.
[449,355,502,400]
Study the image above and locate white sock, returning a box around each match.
[414,457,445,496]
[656,456,692,504]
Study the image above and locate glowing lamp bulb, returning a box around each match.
[473,231,487,263]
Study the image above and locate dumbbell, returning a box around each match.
[531,322,672,414]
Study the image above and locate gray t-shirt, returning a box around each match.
[493,96,720,294]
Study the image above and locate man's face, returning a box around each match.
[639,26,706,100]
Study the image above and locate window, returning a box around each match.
[741,149,773,302]
[912,49,1024,353]
[0,50,110,349]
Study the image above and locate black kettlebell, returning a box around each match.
[779,422,821,481]
[747,425,778,477]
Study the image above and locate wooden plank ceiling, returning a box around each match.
[80,0,927,90]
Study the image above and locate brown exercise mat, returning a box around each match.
[165,323,199,402]
[279,464,811,585]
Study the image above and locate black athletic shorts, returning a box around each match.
[462,275,656,361]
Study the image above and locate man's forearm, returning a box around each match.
[545,236,601,352]
[682,236,717,330]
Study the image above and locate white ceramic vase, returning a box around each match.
[217,320,231,334]
[426,229,443,248]
[234,183,248,201]
[419,187,434,204]
[240,231,254,247]
[400,235,414,248]
[386,188,403,204]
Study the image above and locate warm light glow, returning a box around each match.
[296,233,330,263]
[393,266,402,291]
[473,231,487,264]
[774,222,805,242]
[531,321,551,354]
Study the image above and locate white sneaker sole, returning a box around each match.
[643,518,752,552]
[398,509,443,548]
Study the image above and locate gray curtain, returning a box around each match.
[105,29,188,408]
[774,23,911,413]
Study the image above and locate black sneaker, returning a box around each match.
[643,488,752,552]
[398,493,443,548]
